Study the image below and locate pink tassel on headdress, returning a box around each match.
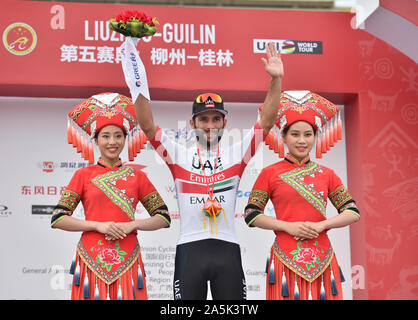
[140,131,148,150]
[326,124,330,151]
[135,129,141,154]
[278,137,284,158]
[128,135,134,162]
[316,134,322,158]
[83,136,89,161]
[333,116,338,144]
[268,133,275,151]
[265,132,272,149]
[132,133,137,157]
[337,112,343,140]
[272,131,279,154]
[67,120,73,145]
[321,130,327,154]
[76,130,82,153]
[329,120,335,147]
[81,135,86,160]
[72,124,78,149]
[88,140,94,165]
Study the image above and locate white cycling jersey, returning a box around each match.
[149,123,266,245]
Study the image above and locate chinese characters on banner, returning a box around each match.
[60,21,234,67]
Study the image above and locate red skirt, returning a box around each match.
[70,250,148,300]
[266,248,343,300]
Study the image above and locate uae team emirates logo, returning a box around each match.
[3,22,37,56]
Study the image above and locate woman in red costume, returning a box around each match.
[244,91,360,300]
[51,93,171,300]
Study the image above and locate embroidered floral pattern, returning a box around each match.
[92,167,136,220]
[247,189,269,210]
[77,240,139,285]
[329,185,353,211]
[58,190,81,212]
[90,240,127,272]
[290,240,324,271]
[279,162,327,217]
[273,239,333,282]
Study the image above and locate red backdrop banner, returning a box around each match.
[1,0,417,299]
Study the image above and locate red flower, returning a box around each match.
[295,247,317,264]
[114,10,155,26]
[99,248,122,266]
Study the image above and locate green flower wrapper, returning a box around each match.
[109,20,157,38]
[108,10,158,38]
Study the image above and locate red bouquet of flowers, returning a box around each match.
[108,10,158,38]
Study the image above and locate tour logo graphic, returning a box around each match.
[3,22,37,56]
[253,39,323,55]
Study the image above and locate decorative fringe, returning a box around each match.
[117,279,123,300]
[67,119,73,145]
[308,282,313,300]
[94,280,100,300]
[333,116,338,142]
[321,129,327,154]
[131,269,136,300]
[137,259,144,289]
[325,123,330,151]
[74,258,80,286]
[294,276,300,300]
[88,140,94,165]
[71,122,77,149]
[132,131,137,156]
[223,209,229,229]
[135,128,141,152]
[264,132,272,153]
[81,135,86,160]
[330,266,338,295]
[268,133,274,151]
[339,266,345,283]
[76,130,82,154]
[320,275,326,300]
[83,269,90,299]
[265,257,270,274]
[67,122,150,165]
[278,134,285,158]
[329,120,334,147]
[268,255,275,285]
[128,134,134,162]
[313,110,343,159]
[337,112,343,140]
[272,131,279,154]
[281,265,289,297]
[316,134,322,158]
[69,258,75,275]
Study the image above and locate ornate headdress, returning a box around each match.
[263,90,342,158]
[67,92,147,164]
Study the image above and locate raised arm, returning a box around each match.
[258,42,284,134]
[134,94,157,140]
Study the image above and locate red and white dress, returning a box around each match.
[245,154,360,300]
[51,159,170,300]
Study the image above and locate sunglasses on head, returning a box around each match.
[195,93,223,104]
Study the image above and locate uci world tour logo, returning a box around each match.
[3,22,37,56]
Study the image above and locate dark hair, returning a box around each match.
[282,122,317,136]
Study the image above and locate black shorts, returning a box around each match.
[173,238,247,300]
